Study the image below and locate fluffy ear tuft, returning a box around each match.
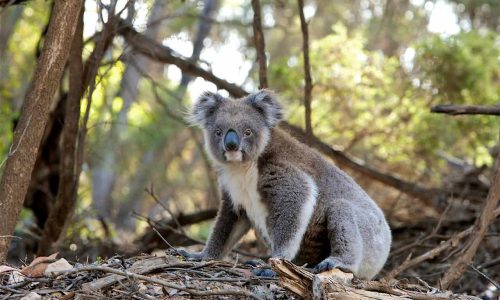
[245,89,283,127]
[189,91,226,127]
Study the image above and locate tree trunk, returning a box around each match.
[0,0,84,262]
[37,10,84,256]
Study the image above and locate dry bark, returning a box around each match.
[270,258,480,300]
[0,0,84,262]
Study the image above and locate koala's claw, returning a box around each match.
[177,249,204,261]
[251,268,277,278]
[244,259,266,268]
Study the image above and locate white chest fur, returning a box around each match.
[219,163,271,244]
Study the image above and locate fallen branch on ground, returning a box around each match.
[270,258,480,300]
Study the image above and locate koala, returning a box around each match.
[185,89,392,279]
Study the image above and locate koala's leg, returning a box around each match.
[313,200,363,275]
[181,192,250,261]
[259,164,318,260]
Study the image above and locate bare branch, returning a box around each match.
[119,23,246,98]
[440,150,500,289]
[251,0,268,89]
[297,0,313,137]
[431,104,500,116]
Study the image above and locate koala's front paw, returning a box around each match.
[313,257,349,274]
[245,260,276,277]
[251,267,277,278]
[177,249,205,261]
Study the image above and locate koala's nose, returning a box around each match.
[224,130,240,151]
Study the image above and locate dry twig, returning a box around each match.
[50,265,263,299]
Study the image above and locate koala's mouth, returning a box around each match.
[224,150,243,162]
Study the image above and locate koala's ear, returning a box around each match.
[189,91,227,127]
[245,89,283,127]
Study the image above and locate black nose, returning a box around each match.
[224,130,239,151]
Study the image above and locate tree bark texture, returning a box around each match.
[37,9,84,255]
[0,0,84,262]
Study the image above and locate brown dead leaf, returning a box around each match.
[21,252,59,277]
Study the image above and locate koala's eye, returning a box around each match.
[244,128,252,137]
[215,129,223,137]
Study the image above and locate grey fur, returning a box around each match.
[188,90,392,279]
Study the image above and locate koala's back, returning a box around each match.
[260,128,375,204]
[259,128,391,278]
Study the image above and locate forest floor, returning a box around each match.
[0,249,490,300]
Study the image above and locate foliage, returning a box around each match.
[414,30,499,165]
[270,23,499,180]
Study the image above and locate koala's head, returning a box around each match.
[190,89,283,164]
